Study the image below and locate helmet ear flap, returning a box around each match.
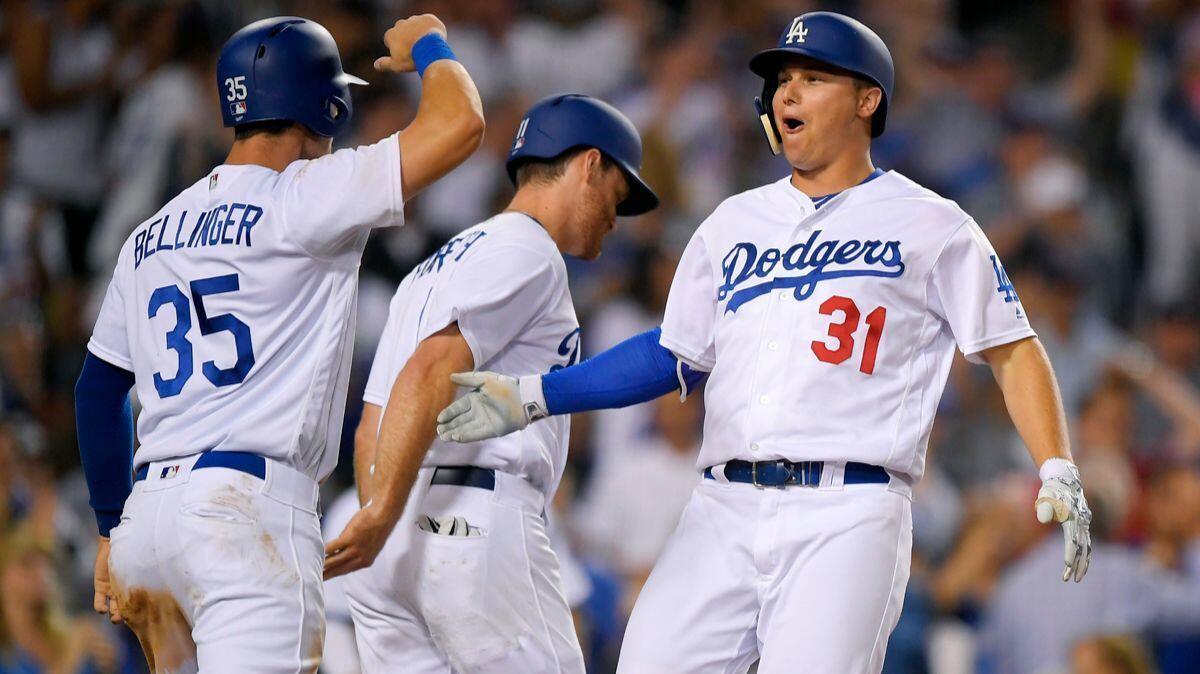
[755,83,782,156]
[324,95,350,134]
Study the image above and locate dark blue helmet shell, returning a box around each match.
[506,94,659,216]
[750,12,894,142]
[217,17,367,138]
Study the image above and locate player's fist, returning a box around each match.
[1034,460,1092,583]
[375,14,447,74]
[323,503,393,579]
[92,536,122,624]
[436,372,546,443]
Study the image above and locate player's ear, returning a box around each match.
[857,86,882,121]
[580,148,605,183]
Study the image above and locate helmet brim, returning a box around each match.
[614,163,659,217]
[340,73,369,86]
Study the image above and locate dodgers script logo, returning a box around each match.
[717,230,905,313]
[549,328,582,373]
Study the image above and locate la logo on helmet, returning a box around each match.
[785,18,808,44]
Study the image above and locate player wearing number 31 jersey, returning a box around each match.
[74,14,482,672]
[437,12,1092,674]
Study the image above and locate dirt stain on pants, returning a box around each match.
[115,586,196,673]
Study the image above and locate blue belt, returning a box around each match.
[703,459,889,488]
[430,465,495,491]
[134,450,266,482]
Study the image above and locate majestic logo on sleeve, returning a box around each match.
[717,230,905,314]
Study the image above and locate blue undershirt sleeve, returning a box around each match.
[541,327,708,415]
[75,352,136,537]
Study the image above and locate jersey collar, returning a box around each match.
[778,167,894,213]
[810,167,885,209]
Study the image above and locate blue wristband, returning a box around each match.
[412,33,456,78]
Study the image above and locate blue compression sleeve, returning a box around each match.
[542,327,708,415]
[75,352,136,537]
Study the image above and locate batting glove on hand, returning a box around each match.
[1035,459,1092,582]
[436,372,547,443]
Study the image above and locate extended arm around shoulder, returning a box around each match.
[436,327,708,443]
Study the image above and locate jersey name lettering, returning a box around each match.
[132,202,264,270]
[717,229,905,313]
[411,230,488,280]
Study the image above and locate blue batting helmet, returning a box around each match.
[749,12,894,151]
[506,94,659,217]
[217,17,367,138]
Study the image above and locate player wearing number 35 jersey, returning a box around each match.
[74,14,482,673]
[436,12,1092,674]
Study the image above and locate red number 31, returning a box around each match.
[810,295,887,375]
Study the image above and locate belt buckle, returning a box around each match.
[750,461,791,489]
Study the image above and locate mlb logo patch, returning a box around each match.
[209,173,219,190]
[231,100,247,116]
[159,465,180,480]
[511,117,530,153]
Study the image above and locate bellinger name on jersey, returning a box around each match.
[132,201,265,269]
[717,229,906,314]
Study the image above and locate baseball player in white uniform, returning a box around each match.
[74,15,483,672]
[435,12,1093,674]
[320,94,659,673]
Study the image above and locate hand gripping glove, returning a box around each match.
[1035,458,1092,582]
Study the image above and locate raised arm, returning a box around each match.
[323,323,474,579]
[436,327,708,443]
[374,15,485,200]
[1110,344,1200,456]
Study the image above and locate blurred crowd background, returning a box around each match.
[1,0,1199,673]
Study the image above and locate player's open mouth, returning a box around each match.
[782,116,805,133]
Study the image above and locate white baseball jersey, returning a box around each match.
[88,134,404,482]
[363,212,579,497]
[660,171,1034,480]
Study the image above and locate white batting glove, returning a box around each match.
[1035,458,1092,583]
[436,372,548,443]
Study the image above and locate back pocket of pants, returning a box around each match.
[178,481,257,525]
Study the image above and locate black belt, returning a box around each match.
[703,459,889,488]
[431,465,495,491]
[134,450,266,482]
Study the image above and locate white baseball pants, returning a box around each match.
[345,468,585,673]
[107,453,324,673]
[616,472,913,674]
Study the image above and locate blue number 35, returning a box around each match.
[147,273,255,398]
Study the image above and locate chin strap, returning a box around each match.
[754,97,782,156]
